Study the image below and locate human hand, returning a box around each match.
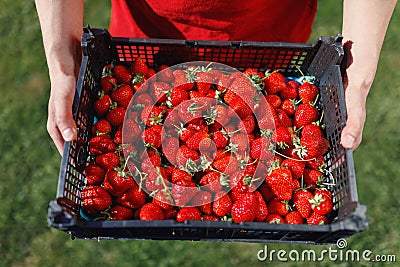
[47,73,78,154]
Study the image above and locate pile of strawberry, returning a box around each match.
[81,56,335,225]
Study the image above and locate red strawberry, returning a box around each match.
[231,192,257,223]
[111,84,133,108]
[161,137,180,165]
[164,208,178,220]
[103,168,136,197]
[292,179,301,191]
[244,68,265,90]
[205,104,230,126]
[230,171,257,193]
[173,69,195,91]
[95,152,120,170]
[150,81,171,104]
[272,126,292,149]
[225,75,256,105]
[140,203,165,220]
[287,80,300,90]
[172,179,197,206]
[301,123,324,139]
[258,182,275,203]
[212,154,239,175]
[196,71,215,95]
[266,214,285,224]
[134,93,153,106]
[307,211,328,225]
[281,158,306,180]
[145,68,156,79]
[201,214,220,221]
[250,136,273,162]
[121,118,141,143]
[229,190,247,202]
[285,211,303,224]
[265,167,294,200]
[265,71,287,94]
[212,191,233,217]
[145,167,169,191]
[296,135,329,160]
[141,153,161,173]
[88,135,116,155]
[265,94,282,109]
[268,198,290,217]
[280,99,296,116]
[176,207,201,222]
[175,124,197,142]
[294,103,318,128]
[109,205,134,220]
[92,119,112,135]
[171,167,192,183]
[140,105,164,126]
[276,108,293,127]
[306,155,326,170]
[293,189,313,219]
[186,130,211,151]
[116,184,147,209]
[199,171,229,193]
[310,193,333,216]
[153,189,174,211]
[227,133,249,155]
[142,125,163,148]
[101,75,117,93]
[298,82,318,103]
[240,115,256,134]
[132,76,147,93]
[113,64,132,84]
[216,74,233,92]
[81,185,112,214]
[279,80,298,99]
[84,163,106,185]
[257,103,280,130]
[303,168,324,189]
[229,96,253,119]
[168,87,189,107]
[130,56,148,76]
[94,93,112,117]
[175,145,200,168]
[157,65,175,83]
[211,130,229,149]
[106,106,126,126]
[254,191,268,222]
[314,188,333,201]
[178,99,206,122]
[192,190,213,215]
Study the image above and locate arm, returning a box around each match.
[35,0,84,154]
[341,0,397,149]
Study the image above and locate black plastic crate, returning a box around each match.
[48,27,367,244]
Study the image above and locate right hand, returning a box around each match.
[47,72,78,154]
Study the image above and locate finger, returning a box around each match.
[48,79,77,154]
[340,88,366,150]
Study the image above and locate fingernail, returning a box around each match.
[342,135,355,148]
[62,128,75,141]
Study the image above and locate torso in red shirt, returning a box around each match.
[109,0,317,43]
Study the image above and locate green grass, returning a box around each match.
[1,1,399,266]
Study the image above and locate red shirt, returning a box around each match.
[109,0,317,43]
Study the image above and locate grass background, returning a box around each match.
[0,1,399,266]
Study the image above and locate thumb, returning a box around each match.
[340,88,366,150]
[55,92,77,142]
